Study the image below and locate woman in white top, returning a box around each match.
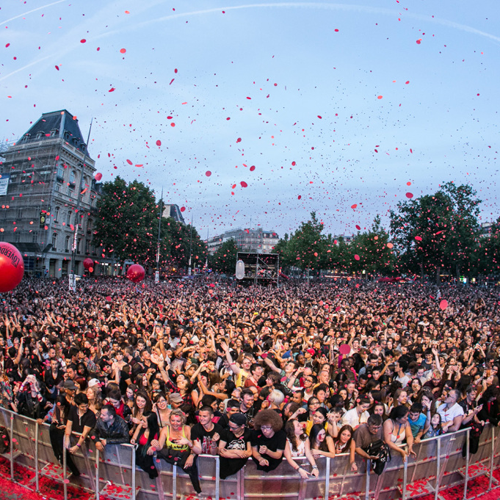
[383,405,416,462]
[284,419,319,479]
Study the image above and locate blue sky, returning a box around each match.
[1,0,499,240]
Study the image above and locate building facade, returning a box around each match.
[0,110,115,278]
[207,227,279,255]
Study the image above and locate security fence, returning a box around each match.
[0,405,498,500]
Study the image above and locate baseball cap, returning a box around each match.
[229,413,247,426]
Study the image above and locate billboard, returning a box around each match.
[0,174,10,196]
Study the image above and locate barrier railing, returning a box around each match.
[0,405,497,500]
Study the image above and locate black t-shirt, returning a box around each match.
[67,406,97,434]
[250,429,286,472]
[219,428,252,479]
[191,422,223,454]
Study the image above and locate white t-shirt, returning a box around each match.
[437,402,464,423]
[341,408,370,429]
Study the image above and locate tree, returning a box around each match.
[92,177,206,270]
[389,182,481,282]
[209,238,240,274]
[275,212,325,272]
[348,216,394,276]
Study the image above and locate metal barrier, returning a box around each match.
[0,405,498,500]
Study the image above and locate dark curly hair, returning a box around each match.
[253,409,283,432]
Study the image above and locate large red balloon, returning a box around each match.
[83,258,93,271]
[0,242,24,293]
[127,264,145,283]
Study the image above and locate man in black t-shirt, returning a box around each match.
[219,413,252,479]
[251,410,286,473]
[191,406,223,455]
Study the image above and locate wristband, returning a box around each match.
[76,443,81,447]
[312,465,318,470]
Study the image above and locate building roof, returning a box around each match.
[17,110,91,157]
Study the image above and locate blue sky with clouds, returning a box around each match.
[1,0,499,239]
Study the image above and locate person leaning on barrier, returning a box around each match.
[353,414,383,461]
[284,418,319,479]
[383,405,416,462]
[90,404,130,452]
[437,389,464,433]
[251,409,286,472]
[219,412,253,479]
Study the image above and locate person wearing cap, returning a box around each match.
[219,413,252,479]
[169,392,184,409]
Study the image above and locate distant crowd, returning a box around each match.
[0,276,499,491]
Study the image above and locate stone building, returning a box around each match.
[0,110,114,277]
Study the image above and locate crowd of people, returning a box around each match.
[0,276,499,493]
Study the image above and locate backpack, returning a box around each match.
[364,439,391,475]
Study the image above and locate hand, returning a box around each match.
[259,445,268,455]
[258,458,269,467]
[184,455,194,468]
[69,446,78,454]
[351,462,358,473]
[95,442,104,452]
[298,467,309,479]
[130,439,136,445]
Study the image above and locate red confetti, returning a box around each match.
[355,225,361,230]
[169,78,175,85]
[351,204,357,209]
[292,161,296,166]
[416,39,422,44]
[156,140,161,146]
[108,88,115,92]
[174,68,178,73]
[407,181,411,186]
[406,192,413,198]
[126,159,133,165]
[415,236,422,241]
[298,195,302,200]
[180,207,186,212]
[205,171,212,177]
[377,95,383,99]
[249,166,255,171]
[5,43,10,48]
[80,39,86,43]
[317,115,322,119]
[354,254,360,261]
[236,138,242,143]
[240,181,248,188]
[55,65,59,71]
[120,48,126,54]
[405,81,410,84]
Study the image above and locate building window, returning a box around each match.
[67,211,72,225]
[54,207,60,222]
[56,165,64,182]
[65,235,70,252]
[52,233,58,251]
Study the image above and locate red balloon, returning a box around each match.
[127,264,145,283]
[0,242,24,293]
[95,173,102,181]
[83,258,93,271]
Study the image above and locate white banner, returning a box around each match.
[0,174,10,196]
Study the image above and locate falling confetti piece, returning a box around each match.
[240,181,248,188]
[236,138,242,143]
[355,225,361,230]
[156,140,161,146]
[80,39,86,43]
[406,192,413,198]
[439,299,448,310]
[180,207,186,212]
[120,48,126,54]
[377,95,383,99]
[354,254,360,261]
[298,195,302,200]
[292,161,296,166]
[387,243,393,249]
[351,204,357,209]
[407,181,411,186]
[126,159,133,165]
[205,171,212,177]
[109,88,115,92]
[55,65,59,71]
[249,166,255,171]
[416,39,422,44]
[415,236,422,241]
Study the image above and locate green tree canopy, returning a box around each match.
[209,238,240,274]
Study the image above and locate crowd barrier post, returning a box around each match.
[402,454,408,500]
[214,454,220,500]
[95,447,100,500]
[237,466,245,499]
[365,459,371,500]
[324,456,330,499]
[34,420,39,492]
[489,426,495,491]
[131,443,137,500]
[463,427,470,500]
[62,437,67,500]
[172,462,177,500]
[9,413,14,481]
[435,437,441,500]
